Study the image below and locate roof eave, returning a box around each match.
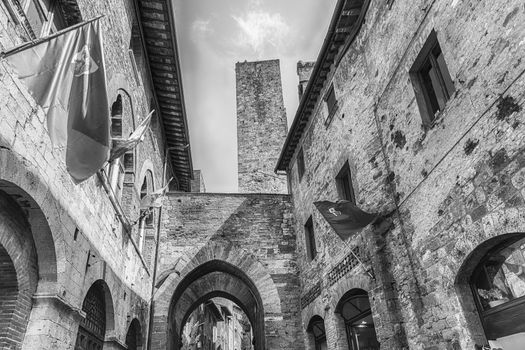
[275,0,370,172]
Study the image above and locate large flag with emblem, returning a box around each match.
[3,18,109,183]
[314,200,377,240]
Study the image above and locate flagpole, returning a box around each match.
[0,15,105,58]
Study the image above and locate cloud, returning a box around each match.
[191,19,212,39]
[232,10,290,55]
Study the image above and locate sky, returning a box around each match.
[173,0,338,192]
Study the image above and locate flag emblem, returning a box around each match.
[3,18,110,183]
[72,45,99,76]
[314,200,377,240]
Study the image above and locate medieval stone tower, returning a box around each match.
[236,59,288,193]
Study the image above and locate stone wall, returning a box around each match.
[297,61,315,101]
[151,193,302,350]
[0,0,170,347]
[285,0,525,349]
[236,60,288,194]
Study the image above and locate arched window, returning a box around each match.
[336,289,380,350]
[470,237,525,349]
[307,316,327,350]
[75,281,107,350]
[107,94,125,200]
[138,170,154,252]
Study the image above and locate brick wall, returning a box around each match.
[286,0,525,349]
[152,193,302,350]
[297,61,315,101]
[236,60,288,194]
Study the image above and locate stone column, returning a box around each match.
[22,293,85,349]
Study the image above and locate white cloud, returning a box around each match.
[191,19,212,38]
[232,11,290,54]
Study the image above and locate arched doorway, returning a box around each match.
[126,318,143,350]
[307,315,327,350]
[0,188,42,349]
[75,281,109,350]
[167,260,266,350]
[460,234,525,349]
[335,289,380,350]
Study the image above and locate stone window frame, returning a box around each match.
[297,147,306,182]
[332,154,360,204]
[409,29,455,127]
[336,161,356,204]
[304,216,317,261]
[324,83,339,127]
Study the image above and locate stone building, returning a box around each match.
[275,0,525,350]
[1,0,524,350]
[0,0,191,349]
[236,60,288,194]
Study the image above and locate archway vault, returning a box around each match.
[153,240,287,350]
[168,260,265,350]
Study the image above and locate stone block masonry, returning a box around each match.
[152,193,303,350]
[236,59,288,194]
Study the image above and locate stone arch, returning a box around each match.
[126,318,143,350]
[306,315,327,350]
[136,160,156,193]
[154,240,283,350]
[328,274,373,311]
[167,260,265,350]
[81,279,116,335]
[0,151,59,291]
[455,232,525,347]
[0,191,39,349]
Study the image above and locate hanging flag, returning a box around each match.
[2,17,110,183]
[314,200,377,240]
[109,110,154,162]
[140,178,173,209]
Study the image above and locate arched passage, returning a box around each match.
[167,260,265,350]
[126,318,143,350]
[0,185,53,348]
[456,232,525,349]
[75,280,115,350]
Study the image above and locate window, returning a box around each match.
[304,217,316,261]
[336,161,356,203]
[470,237,525,349]
[410,30,455,125]
[297,148,305,181]
[107,95,125,200]
[307,316,327,350]
[336,289,380,350]
[24,0,67,37]
[324,84,338,125]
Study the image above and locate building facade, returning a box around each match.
[276,0,525,350]
[0,0,191,349]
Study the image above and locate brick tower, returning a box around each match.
[236,59,288,193]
